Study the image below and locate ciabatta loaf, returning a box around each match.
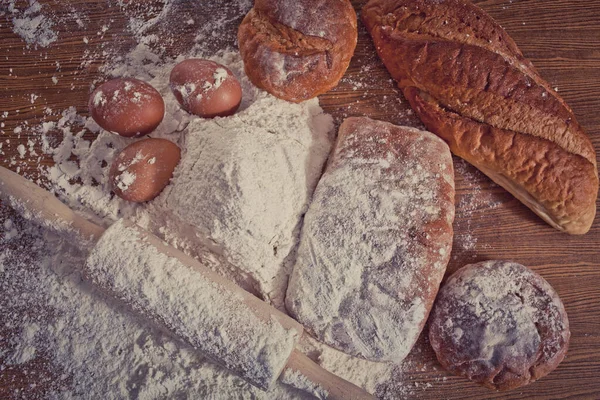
[286,117,454,362]
[362,0,598,234]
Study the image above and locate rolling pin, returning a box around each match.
[0,166,374,400]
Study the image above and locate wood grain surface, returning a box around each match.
[1,0,599,399]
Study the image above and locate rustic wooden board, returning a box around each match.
[0,0,599,398]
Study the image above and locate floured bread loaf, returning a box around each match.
[286,117,455,362]
[362,0,598,234]
[429,260,570,390]
[238,0,357,102]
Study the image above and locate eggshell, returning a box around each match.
[109,138,180,203]
[169,59,242,118]
[89,78,165,137]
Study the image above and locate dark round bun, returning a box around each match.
[429,260,570,391]
[237,0,357,102]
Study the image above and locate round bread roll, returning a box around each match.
[429,260,570,391]
[237,0,357,102]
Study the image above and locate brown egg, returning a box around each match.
[109,138,181,203]
[89,78,165,137]
[169,59,242,118]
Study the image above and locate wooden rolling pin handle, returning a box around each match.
[0,166,105,242]
[284,349,376,400]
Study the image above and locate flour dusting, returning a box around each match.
[453,159,501,255]
[0,208,309,399]
[158,93,332,306]
[8,0,58,48]
[86,220,301,390]
[429,260,570,389]
[280,369,329,399]
[0,1,433,398]
[287,117,455,362]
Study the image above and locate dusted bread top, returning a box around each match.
[429,260,570,391]
[238,0,357,102]
[286,117,455,362]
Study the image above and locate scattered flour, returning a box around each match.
[171,64,237,110]
[8,0,58,48]
[114,170,136,192]
[2,218,19,242]
[16,144,26,158]
[212,67,229,88]
[453,159,501,255]
[0,210,310,399]
[280,368,328,399]
[0,1,435,399]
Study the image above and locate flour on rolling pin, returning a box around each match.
[280,368,329,399]
[84,219,302,390]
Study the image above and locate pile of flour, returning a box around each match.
[0,1,434,398]
[6,0,58,48]
[157,92,332,306]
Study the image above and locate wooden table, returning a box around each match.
[1,0,598,398]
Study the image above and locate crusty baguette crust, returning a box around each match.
[362,0,598,234]
[238,0,357,102]
[406,87,597,234]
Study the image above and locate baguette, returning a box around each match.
[362,0,598,234]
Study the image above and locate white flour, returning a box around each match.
[1,1,425,399]
[85,220,302,391]
[171,66,229,101]
[280,369,328,400]
[7,0,58,48]
[0,212,308,400]
[158,94,331,306]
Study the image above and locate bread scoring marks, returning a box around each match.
[261,49,320,87]
[362,0,596,166]
[287,117,454,362]
[271,0,337,40]
[430,260,570,389]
